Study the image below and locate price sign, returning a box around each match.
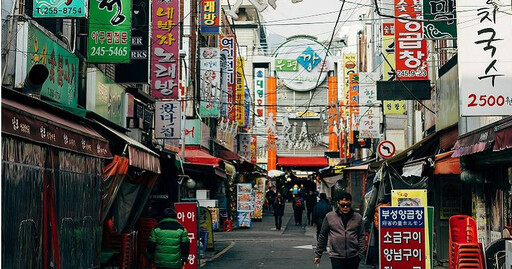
[175,202,198,269]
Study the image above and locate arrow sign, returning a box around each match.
[377,140,396,158]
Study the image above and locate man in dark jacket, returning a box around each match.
[314,192,365,269]
[273,191,285,230]
[305,190,318,226]
[312,193,331,238]
[292,194,305,226]
[147,208,190,269]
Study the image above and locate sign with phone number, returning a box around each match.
[33,0,87,18]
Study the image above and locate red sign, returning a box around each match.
[377,140,396,159]
[379,207,426,269]
[394,0,428,81]
[175,202,198,269]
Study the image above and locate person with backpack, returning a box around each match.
[312,193,332,239]
[292,194,305,226]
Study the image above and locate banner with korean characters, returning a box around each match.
[200,0,220,35]
[394,0,428,81]
[87,0,131,63]
[86,68,126,127]
[219,35,237,122]
[236,57,245,127]
[151,0,180,99]
[379,206,426,269]
[34,0,87,17]
[15,21,79,107]
[175,202,199,269]
[184,119,210,149]
[254,68,266,125]
[348,73,359,144]
[239,134,251,160]
[199,48,221,117]
[220,51,228,117]
[423,0,456,39]
[358,72,381,138]
[154,101,181,139]
[343,53,357,116]
[250,135,257,163]
[456,0,512,116]
[381,22,406,115]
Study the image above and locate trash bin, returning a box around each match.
[199,230,208,254]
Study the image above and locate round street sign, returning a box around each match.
[377,140,396,159]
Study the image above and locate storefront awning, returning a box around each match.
[493,118,512,152]
[452,126,495,157]
[344,164,369,171]
[322,174,343,188]
[434,150,460,175]
[183,146,223,167]
[277,156,328,167]
[94,121,161,173]
[2,90,112,158]
[219,149,240,161]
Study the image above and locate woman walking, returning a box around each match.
[274,191,285,230]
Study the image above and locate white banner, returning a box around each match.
[155,101,181,139]
[456,0,512,116]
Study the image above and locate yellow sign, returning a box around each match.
[333,165,346,174]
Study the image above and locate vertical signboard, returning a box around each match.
[219,36,237,122]
[237,183,253,227]
[266,77,277,171]
[423,0,456,39]
[358,72,381,138]
[456,0,512,116]
[88,0,131,63]
[236,57,245,126]
[379,207,426,269]
[328,76,339,151]
[151,0,180,99]
[244,86,250,128]
[343,53,357,115]
[199,48,221,117]
[34,0,87,17]
[155,101,181,139]
[200,0,220,35]
[184,119,201,145]
[86,68,126,127]
[239,134,251,160]
[348,73,359,144]
[254,68,266,124]
[250,135,257,163]
[175,202,199,269]
[253,177,266,220]
[220,51,228,117]
[382,22,406,115]
[15,22,79,107]
[394,0,428,80]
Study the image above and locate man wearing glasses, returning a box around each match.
[314,192,365,269]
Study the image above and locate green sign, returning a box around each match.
[275,59,298,72]
[25,23,79,106]
[87,0,131,63]
[33,0,87,18]
[87,68,125,126]
[423,0,456,39]
[185,119,201,145]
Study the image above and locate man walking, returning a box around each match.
[312,193,331,238]
[292,194,305,226]
[305,190,317,225]
[147,208,190,269]
[314,192,365,269]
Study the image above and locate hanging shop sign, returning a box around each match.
[379,206,426,269]
[151,0,180,99]
[381,22,406,115]
[199,48,221,117]
[219,35,237,122]
[273,37,331,92]
[394,0,428,80]
[87,0,131,63]
[456,0,512,116]
[175,202,199,269]
[348,73,359,144]
[236,57,245,126]
[15,22,79,107]
[244,86,250,128]
[115,0,149,83]
[239,134,251,160]
[254,68,266,124]
[422,0,456,39]
[154,101,181,139]
[343,53,357,116]
[250,135,257,163]
[184,119,210,149]
[33,0,87,17]
[220,51,228,117]
[86,68,126,127]
[200,0,220,35]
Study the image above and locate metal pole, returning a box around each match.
[407,100,414,147]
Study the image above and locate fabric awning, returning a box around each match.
[219,149,240,161]
[452,126,495,157]
[322,174,343,188]
[434,150,460,175]
[344,164,369,171]
[94,121,161,173]
[183,146,223,167]
[493,118,512,152]
[2,91,112,158]
[277,156,328,167]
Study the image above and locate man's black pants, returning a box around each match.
[330,256,360,269]
[274,215,282,230]
[293,209,303,225]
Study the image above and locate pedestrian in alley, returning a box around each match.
[266,186,276,212]
[147,208,190,269]
[305,189,317,225]
[314,192,365,269]
[274,191,285,230]
[292,194,305,226]
[312,193,331,239]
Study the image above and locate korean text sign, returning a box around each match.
[87,0,131,63]
[236,57,245,126]
[17,22,79,107]
[379,206,426,269]
[200,0,220,35]
[219,36,237,122]
[199,48,221,117]
[151,0,180,99]
[456,0,512,116]
[394,0,428,80]
[155,101,181,139]
[33,0,87,18]
[175,202,198,269]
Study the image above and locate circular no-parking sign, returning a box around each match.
[377,140,396,158]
